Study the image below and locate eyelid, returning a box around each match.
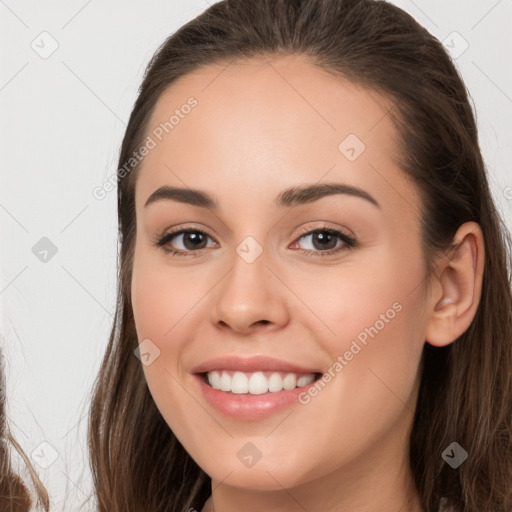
[294,222,355,239]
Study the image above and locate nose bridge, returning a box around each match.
[211,232,288,333]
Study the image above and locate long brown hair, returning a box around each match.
[0,350,49,511]
[88,1,512,511]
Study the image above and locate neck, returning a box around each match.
[205,472,422,512]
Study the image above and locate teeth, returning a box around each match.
[206,370,316,394]
[248,372,268,395]
[297,374,314,387]
[283,373,297,390]
[231,372,249,394]
[220,371,231,392]
[268,372,282,392]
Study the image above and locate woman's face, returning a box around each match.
[131,55,430,497]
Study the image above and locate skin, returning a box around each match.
[130,55,484,512]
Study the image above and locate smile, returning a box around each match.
[191,356,323,420]
[205,370,318,394]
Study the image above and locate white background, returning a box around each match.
[0,1,511,510]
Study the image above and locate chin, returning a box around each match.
[195,452,316,492]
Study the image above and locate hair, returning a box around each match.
[0,350,49,511]
[88,1,512,511]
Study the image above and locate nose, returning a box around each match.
[210,245,290,335]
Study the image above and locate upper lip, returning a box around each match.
[191,355,321,375]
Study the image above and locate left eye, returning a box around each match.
[291,228,357,255]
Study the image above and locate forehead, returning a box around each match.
[135,54,418,218]
[144,54,399,152]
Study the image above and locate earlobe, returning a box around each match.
[425,222,485,347]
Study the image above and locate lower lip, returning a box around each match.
[194,374,317,420]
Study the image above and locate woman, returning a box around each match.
[88,1,512,511]
[0,350,49,511]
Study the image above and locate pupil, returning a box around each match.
[314,231,335,250]
[185,232,205,250]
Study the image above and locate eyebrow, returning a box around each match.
[144,182,380,210]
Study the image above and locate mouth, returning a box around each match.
[191,355,324,420]
[199,370,323,395]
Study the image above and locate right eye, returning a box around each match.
[153,228,218,256]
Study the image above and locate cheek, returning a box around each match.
[131,248,208,348]
[291,240,426,358]
[292,243,427,424]
[130,247,219,408]
[131,250,203,435]
[131,250,188,412]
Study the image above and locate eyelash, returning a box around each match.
[152,225,358,258]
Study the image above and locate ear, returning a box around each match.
[425,221,485,347]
